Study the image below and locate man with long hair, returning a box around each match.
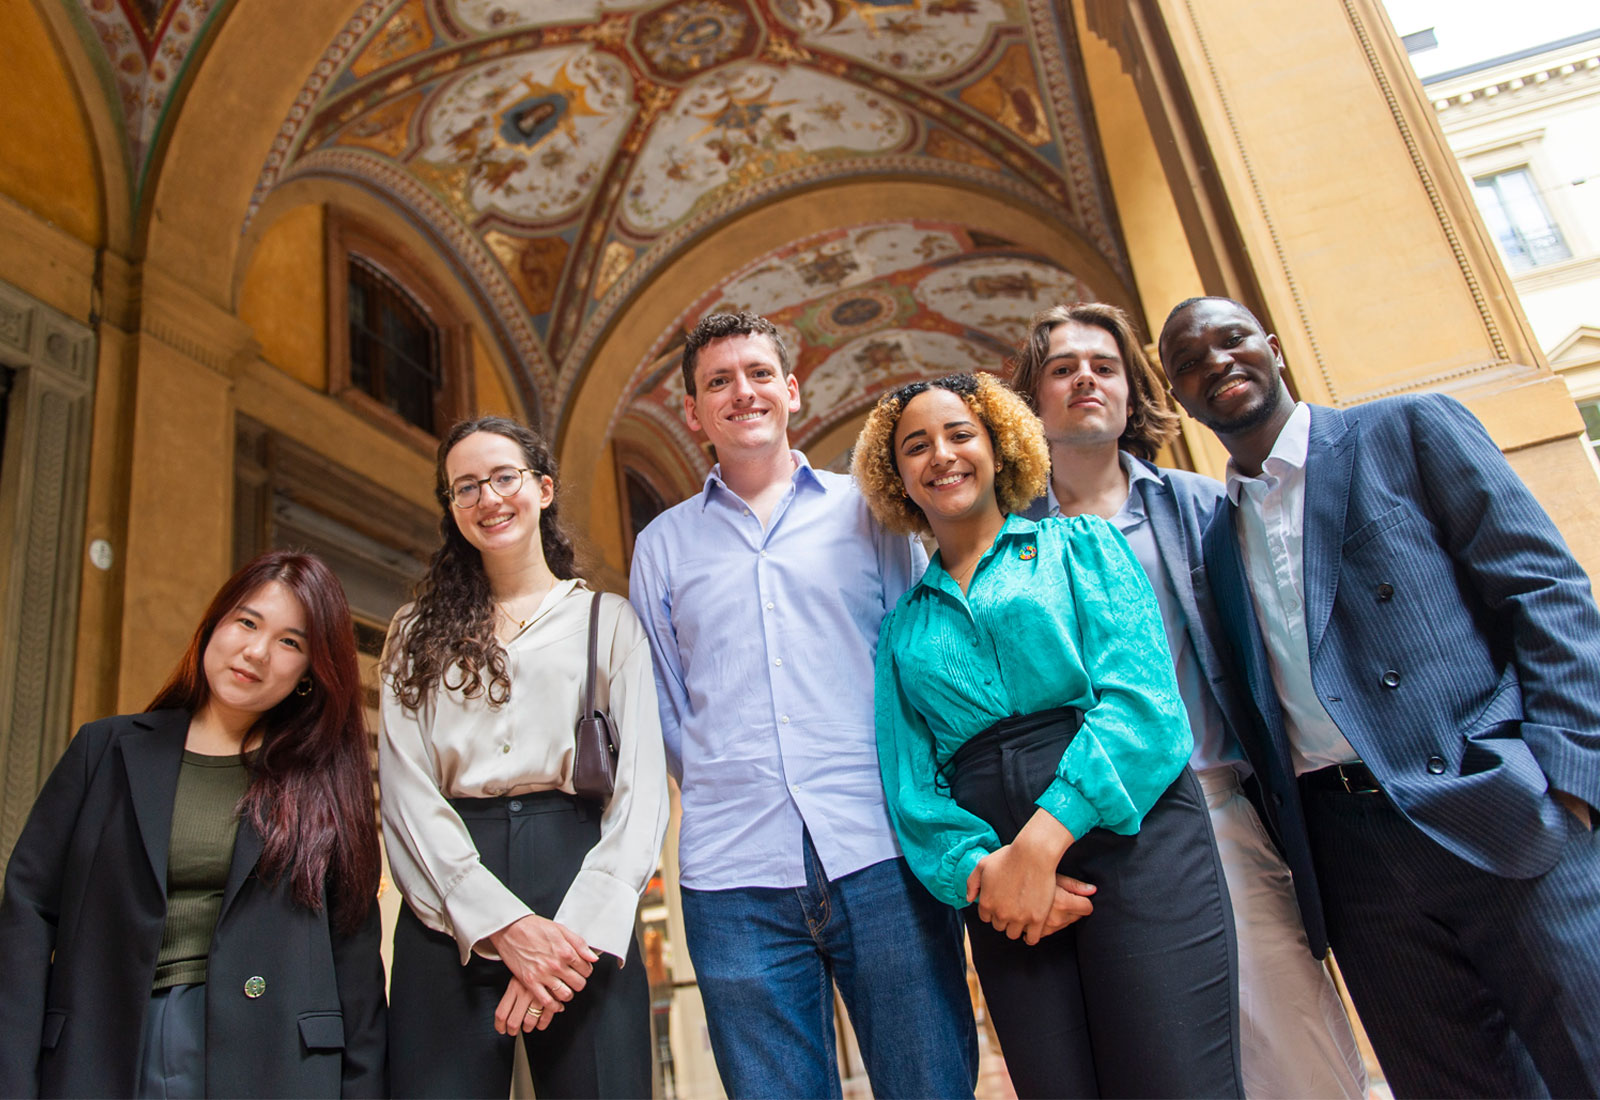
[1010,301,1366,1098]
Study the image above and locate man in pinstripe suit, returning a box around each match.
[1161,296,1600,1098]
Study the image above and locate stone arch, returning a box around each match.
[557,177,1134,529]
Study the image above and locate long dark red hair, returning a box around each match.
[147,550,379,933]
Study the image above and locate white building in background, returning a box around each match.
[1396,16,1600,464]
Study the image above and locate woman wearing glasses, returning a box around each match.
[379,417,668,1099]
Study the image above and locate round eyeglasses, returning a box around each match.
[448,466,539,508]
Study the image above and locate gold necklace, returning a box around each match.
[493,599,530,632]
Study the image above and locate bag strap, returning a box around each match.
[585,591,602,717]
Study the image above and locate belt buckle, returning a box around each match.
[1336,762,1371,794]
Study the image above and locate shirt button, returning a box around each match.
[1426,755,1446,775]
[773,658,783,667]
[1381,669,1401,689]
[969,637,978,647]
[244,976,266,999]
[780,715,790,724]
[508,799,522,812]
[1376,582,1395,601]
[743,509,750,516]
[791,783,802,793]
[501,744,512,754]
[759,550,768,558]
[765,602,774,610]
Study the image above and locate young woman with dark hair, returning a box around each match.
[379,416,668,1099]
[854,373,1244,1099]
[0,550,386,1098]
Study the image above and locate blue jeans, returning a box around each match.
[680,836,977,1099]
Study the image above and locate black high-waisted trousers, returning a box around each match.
[387,791,650,1099]
[948,708,1244,1099]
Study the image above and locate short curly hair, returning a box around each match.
[852,372,1050,536]
[681,311,792,396]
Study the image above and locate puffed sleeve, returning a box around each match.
[376,611,530,964]
[552,596,670,959]
[1035,517,1194,840]
[0,722,109,1098]
[874,606,1000,910]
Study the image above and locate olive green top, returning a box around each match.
[152,751,249,990]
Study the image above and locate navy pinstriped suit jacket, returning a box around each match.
[1201,395,1600,956]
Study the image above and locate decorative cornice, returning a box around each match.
[137,264,258,378]
[1429,48,1600,115]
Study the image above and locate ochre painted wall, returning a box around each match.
[0,6,101,246]
[472,329,514,418]
[238,204,328,389]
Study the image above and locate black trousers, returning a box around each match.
[388,792,651,1100]
[1305,782,1600,1099]
[949,709,1243,1099]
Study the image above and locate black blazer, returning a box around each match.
[0,709,386,1098]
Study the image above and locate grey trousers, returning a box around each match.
[138,983,206,1099]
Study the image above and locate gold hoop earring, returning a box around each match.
[295,677,314,697]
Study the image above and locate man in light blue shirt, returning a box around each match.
[628,312,977,1099]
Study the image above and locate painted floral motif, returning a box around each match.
[775,0,1009,78]
[793,328,998,433]
[634,0,759,82]
[78,0,220,170]
[623,63,910,232]
[914,255,1087,346]
[418,46,635,225]
[443,0,654,35]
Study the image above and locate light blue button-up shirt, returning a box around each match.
[628,452,927,890]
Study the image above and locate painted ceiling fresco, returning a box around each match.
[615,218,1093,485]
[250,0,1126,432]
[77,0,224,174]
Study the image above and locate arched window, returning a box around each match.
[327,212,473,448]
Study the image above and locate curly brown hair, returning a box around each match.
[1009,302,1179,461]
[681,311,792,397]
[383,417,582,712]
[852,372,1050,536]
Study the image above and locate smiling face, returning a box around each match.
[894,387,1003,532]
[445,430,555,562]
[683,332,802,461]
[1161,299,1290,436]
[1034,319,1131,449]
[201,580,312,723]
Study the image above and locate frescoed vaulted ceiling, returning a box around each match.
[76,0,226,173]
[74,0,1130,496]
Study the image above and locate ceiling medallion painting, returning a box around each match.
[254,0,1124,425]
[76,0,227,173]
[613,219,1092,478]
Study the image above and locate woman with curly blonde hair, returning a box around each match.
[855,373,1243,1098]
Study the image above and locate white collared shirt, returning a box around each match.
[1224,403,1359,774]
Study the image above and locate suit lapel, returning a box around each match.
[1302,406,1354,661]
[220,812,265,921]
[1202,508,1279,724]
[119,709,189,888]
[1142,476,1202,646]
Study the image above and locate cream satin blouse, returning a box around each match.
[378,579,669,962]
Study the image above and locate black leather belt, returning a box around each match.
[1300,761,1382,794]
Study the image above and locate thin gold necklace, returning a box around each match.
[494,599,531,632]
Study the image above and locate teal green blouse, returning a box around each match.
[875,513,1192,909]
